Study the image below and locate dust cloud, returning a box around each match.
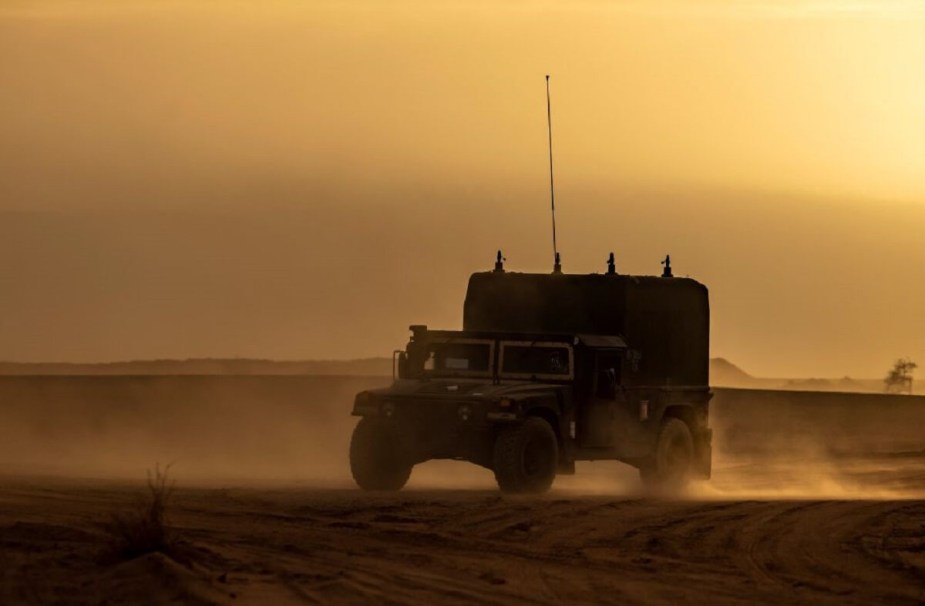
[702,387,925,500]
[2,375,922,499]
[0,376,384,486]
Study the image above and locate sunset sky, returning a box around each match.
[2,1,924,377]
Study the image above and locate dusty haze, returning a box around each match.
[2,375,923,501]
[3,1,925,377]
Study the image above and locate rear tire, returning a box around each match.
[350,418,412,491]
[493,417,558,494]
[640,417,694,494]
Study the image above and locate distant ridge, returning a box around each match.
[4,357,742,378]
[0,358,393,376]
[0,357,888,393]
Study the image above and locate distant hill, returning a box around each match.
[709,357,753,387]
[707,359,885,394]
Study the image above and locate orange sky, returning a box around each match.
[1,1,924,377]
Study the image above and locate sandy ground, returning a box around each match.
[1,376,924,604]
[1,455,924,606]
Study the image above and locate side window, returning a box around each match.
[501,344,572,377]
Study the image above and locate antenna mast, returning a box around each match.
[546,75,561,273]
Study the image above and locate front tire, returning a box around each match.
[350,418,413,491]
[640,417,694,494]
[493,417,558,494]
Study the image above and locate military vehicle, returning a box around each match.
[349,253,712,494]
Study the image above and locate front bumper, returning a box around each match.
[353,396,518,466]
[353,393,522,425]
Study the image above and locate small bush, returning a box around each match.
[102,464,178,562]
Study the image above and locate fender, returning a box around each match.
[521,397,566,443]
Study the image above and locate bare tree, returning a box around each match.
[884,358,917,395]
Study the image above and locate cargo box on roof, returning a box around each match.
[463,271,709,387]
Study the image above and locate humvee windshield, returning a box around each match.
[500,341,573,380]
[418,337,574,380]
[423,339,493,377]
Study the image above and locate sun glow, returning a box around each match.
[2,1,925,372]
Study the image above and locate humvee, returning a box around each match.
[350,254,712,494]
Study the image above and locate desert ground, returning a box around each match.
[1,376,923,604]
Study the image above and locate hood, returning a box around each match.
[369,378,564,401]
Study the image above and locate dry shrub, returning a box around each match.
[101,464,179,562]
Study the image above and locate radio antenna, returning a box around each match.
[546,75,561,273]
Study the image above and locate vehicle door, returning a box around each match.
[580,350,626,448]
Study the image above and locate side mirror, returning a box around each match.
[394,350,409,380]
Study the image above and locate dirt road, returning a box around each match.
[1,474,923,605]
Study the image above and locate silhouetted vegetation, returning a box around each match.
[101,464,178,562]
[884,358,917,394]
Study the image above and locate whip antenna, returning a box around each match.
[546,75,561,273]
